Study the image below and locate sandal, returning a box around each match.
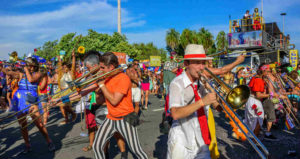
[82,145,92,152]
[59,120,68,125]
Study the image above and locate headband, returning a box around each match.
[260,65,269,71]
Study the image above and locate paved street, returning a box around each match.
[1,94,299,159]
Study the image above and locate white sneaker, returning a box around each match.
[26,116,32,121]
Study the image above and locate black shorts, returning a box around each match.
[262,99,276,122]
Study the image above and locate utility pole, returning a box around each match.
[261,0,263,19]
[118,0,121,34]
[280,13,286,36]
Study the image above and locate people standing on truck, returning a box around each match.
[243,10,252,32]
[253,8,261,30]
[232,20,241,32]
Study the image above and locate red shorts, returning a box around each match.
[85,109,97,129]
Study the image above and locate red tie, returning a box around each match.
[190,84,211,145]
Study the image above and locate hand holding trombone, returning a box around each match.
[199,67,269,159]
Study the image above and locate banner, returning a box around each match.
[150,56,161,66]
[289,50,298,70]
[112,52,127,64]
[228,30,262,49]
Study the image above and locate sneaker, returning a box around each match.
[264,134,279,141]
[22,145,32,154]
[48,142,56,152]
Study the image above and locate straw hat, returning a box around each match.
[236,66,245,73]
[184,44,213,60]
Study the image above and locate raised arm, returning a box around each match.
[24,67,42,83]
[1,68,21,79]
[71,50,76,80]
[205,55,245,76]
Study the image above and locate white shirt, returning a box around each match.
[60,72,72,89]
[168,71,210,150]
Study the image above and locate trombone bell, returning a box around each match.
[227,85,250,109]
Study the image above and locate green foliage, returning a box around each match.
[133,43,167,61]
[216,31,228,51]
[165,27,227,57]
[166,28,180,51]
[34,29,167,63]
[35,40,58,60]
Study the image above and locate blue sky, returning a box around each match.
[0,0,299,59]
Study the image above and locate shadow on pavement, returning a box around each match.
[0,106,79,159]
[153,134,168,159]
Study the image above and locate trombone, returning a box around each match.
[0,65,126,130]
[265,74,300,128]
[201,68,269,159]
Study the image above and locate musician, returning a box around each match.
[248,64,284,141]
[92,52,147,159]
[1,57,55,153]
[167,44,219,159]
[126,62,141,114]
[56,52,77,125]
[54,52,147,159]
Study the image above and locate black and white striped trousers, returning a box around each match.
[92,118,148,159]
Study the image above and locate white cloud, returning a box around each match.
[0,0,145,60]
[0,42,36,59]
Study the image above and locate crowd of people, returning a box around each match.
[0,44,299,159]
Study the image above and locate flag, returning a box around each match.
[285,115,295,130]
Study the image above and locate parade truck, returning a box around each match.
[227,15,295,65]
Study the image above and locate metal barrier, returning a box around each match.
[229,17,265,33]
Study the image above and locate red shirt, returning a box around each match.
[75,72,82,79]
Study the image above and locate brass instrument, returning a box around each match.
[275,73,286,89]
[8,51,25,63]
[0,65,127,130]
[264,75,300,129]
[264,75,280,104]
[201,68,269,159]
[286,75,299,86]
[204,68,250,109]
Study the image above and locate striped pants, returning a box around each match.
[93,118,148,159]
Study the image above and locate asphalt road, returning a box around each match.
[0,94,299,159]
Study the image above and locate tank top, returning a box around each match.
[60,72,72,89]
[142,74,150,83]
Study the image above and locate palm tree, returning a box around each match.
[179,29,201,49]
[198,27,214,53]
[166,28,180,51]
[216,31,228,51]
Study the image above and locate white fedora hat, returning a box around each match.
[184,44,213,60]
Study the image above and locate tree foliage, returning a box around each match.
[166,28,180,51]
[216,31,228,51]
[165,28,227,57]
[35,29,167,62]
